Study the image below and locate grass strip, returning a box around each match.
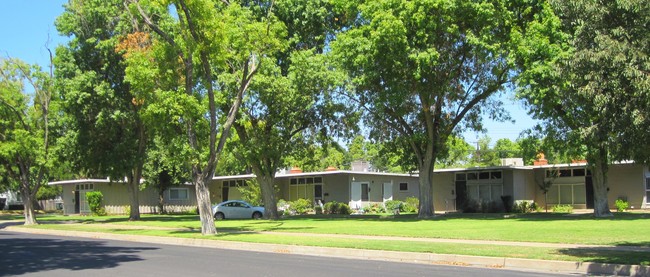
[19,224,649,266]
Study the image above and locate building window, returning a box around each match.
[467,184,503,202]
[222,180,248,187]
[169,188,189,200]
[399,183,408,191]
[289,177,323,202]
[546,184,586,205]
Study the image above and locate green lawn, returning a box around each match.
[5,212,650,265]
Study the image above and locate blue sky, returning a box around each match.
[0,0,538,145]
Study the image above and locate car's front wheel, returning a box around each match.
[214,212,225,220]
[252,212,263,219]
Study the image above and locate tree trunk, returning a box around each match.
[22,187,38,225]
[158,190,165,214]
[417,155,435,218]
[195,175,217,235]
[126,175,141,221]
[257,173,278,220]
[591,151,612,217]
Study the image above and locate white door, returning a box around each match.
[383,183,393,202]
[351,182,362,209]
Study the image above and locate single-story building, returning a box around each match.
[48,159,650,215]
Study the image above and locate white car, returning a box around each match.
[212,200,265,220]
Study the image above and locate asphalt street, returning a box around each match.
[0,231,572,277]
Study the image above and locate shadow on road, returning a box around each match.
[0,232,158,276]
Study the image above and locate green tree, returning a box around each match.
[0,58,54,225]
[55,0,147,221]
[231,0,353,219]
[128,0,279,234]
[518,1,650,217]
[436,136,474,168]
[332,0,560,217]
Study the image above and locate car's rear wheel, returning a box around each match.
[252,212,263,219]
[214,212,225,220]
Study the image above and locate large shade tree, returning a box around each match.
[0,58,54,225]
[517,0,650,217]
[55,0,148,220]
[127,0,283,234]
[331,0,561,217]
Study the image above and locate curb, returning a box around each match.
[5,226,649,276]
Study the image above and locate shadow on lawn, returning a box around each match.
[0,232,157,276]
[557,244,650,266]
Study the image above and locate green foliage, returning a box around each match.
[615,199,629,212]
[403,197,419,213]
[363,203,386,214]
[384,200,402,212]
[86,191,106,216]
[36,185,62,201]
[286,199,313,215]
[552,204,567,213]
[512,201,537,214]
[237,180,263,207]
[323,201,352,215]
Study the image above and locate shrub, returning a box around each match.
[482,200,504,213]
[323,201,352,215]
[384,200,402,212]
[500,195,513,213]
[615,199,629,212]
[403,197,419,213]
[460,199,480,213]
[85,191,106,216]
[512,201,536,213]
[363,203,386,214]
[290,198,312,214]
[552,204,574,213]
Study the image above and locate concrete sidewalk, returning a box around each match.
[3,223,649,276]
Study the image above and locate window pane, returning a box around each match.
[479,172,490,180]
[289,186,297,200]
[647,191,650,204]
[479,185,491,202]
[314,177,322,183]
[491,185,502,201]
[456,174,466,181]
[646,178,650,190]
[290,178,297,185]
[559,170,572,178]
[491,171,502,180]
[170,189,178,199]
[468,185,479,200]
[560,185,573,204]
[315,185,322,198]
[573,184,586,204]
[573,169,585,177]
[298,178,306,184]
[467,173,477,180]
[547,186,559,204]
[306,178,314,184]
[399,183,408,191]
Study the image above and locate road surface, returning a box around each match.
[0,231,571,277]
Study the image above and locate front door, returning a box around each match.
[222,186,229,202]
[361,183,369,201]
[383,183,393,202]
[74,190,80,213]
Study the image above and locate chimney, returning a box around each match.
[289,166,303,174]
[325,166,338,171]
[533,153,548,166]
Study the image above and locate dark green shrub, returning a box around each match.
[323,201,352,215]
[85,191,106,216]
[500,195,513,213]
[403,197,419,213]
[482,200,504,213]
[461,199,480,213]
